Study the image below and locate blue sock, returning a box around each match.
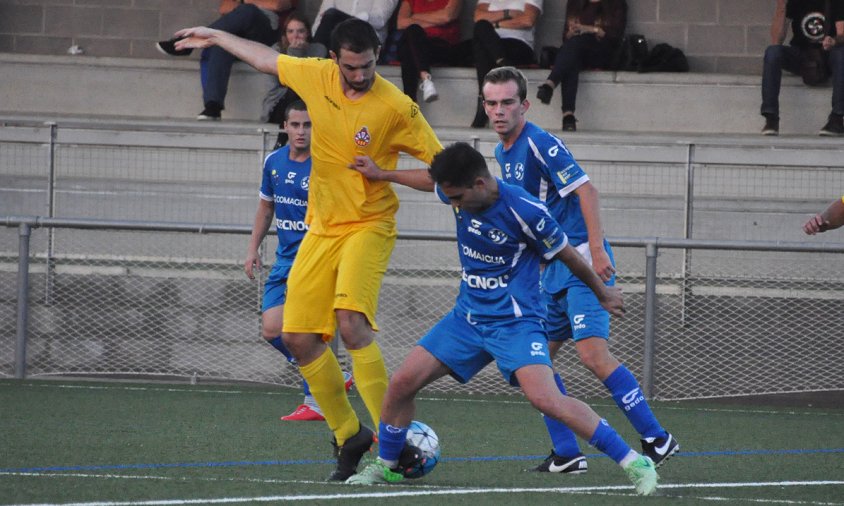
[543,373,582,457]
[268,336,308,397]
[267,336,295,363]
[378,421,408,463]
[588,419,632,464]
[604,365,665,439]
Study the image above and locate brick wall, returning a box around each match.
[0,0,774,74]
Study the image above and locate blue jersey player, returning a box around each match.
[347,143,658,496]
[245,101,352,421]
[480,66,678,472]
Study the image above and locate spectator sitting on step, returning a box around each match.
[535,0,627,132]
[760,0,844,136]
[469,0,544,128]
[156,0,296,121]
[394,0,464,104]
[311,0,400,47]
[262,12,328,147]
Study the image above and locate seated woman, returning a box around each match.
[395,0,464,103]
[470,0,543,128]
[262,12,328,147]
[535,0,627,132]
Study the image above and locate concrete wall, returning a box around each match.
[0,0,774,74]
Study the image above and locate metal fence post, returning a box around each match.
[16,222,32,379]
[642,240,659,398]
[45,122,57,306]
[680,143,696,326]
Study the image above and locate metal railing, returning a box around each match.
[4,215,843,400]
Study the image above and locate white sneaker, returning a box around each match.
[419,77,438,103]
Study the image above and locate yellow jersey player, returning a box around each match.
[173,18,442,481]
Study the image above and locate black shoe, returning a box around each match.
[396,443,426,477]
[156,37,192,57]
[819,113,844,136]
[536,84,553,104]
[327,424,375,481]
[562,114,577,132]
[528,451,588,474]
[471,97,488,128]
[761,114,779,136]
[197,101,222,121]
[641,433,679,468]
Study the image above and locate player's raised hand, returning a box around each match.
[349,155,387,181]
[244,249,262,280]
[598,285,625,318]
[173,27,220,50]
[591,248,615,282]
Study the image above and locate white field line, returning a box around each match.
[1,480,844,506]
[4,382,843,418]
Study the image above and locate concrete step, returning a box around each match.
[2,52,837,136]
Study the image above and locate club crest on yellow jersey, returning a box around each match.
[354,126,372,147]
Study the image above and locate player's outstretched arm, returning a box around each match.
[350,156,434,192]
[174,26,280,75]
[803,196,844,235]
[556,244,625,317]
[245,199,275,280]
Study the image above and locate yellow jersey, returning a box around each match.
[276,54,443,235]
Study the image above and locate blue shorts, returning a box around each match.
[545,283,611,342]
[262,263,291,312]
[418,310,552,387]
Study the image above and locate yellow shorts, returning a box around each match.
[283,225,397,339]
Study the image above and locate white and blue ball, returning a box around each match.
[403,420,440,478]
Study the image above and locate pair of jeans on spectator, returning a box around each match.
[200,4,280,109]
[761,44,844,117]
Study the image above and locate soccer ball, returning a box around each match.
[401,420,440,479]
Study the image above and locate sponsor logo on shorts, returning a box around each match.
[573,314,586,330]
[530,341,546,357]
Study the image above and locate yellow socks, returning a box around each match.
[348,341,389,428]
[298,347,359,445]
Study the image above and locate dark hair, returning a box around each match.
[330,18,381,55]
[281,12,313,51]
[483,66,528,102]
[284,99,308,120]
[428,143,490,188]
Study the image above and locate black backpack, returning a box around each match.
[610,34,649,71]
[638,43,689,73]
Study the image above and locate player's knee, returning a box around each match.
[336,310,374,349]
[578,346,618,379]
[547,340,563,358]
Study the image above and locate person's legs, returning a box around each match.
[761,44,802,118]
[831,45,844,116]
[516,364,658,496]
[334,226,396,429]
[203,4,278,112]
[398,24,428,98]
[471,20,503,126]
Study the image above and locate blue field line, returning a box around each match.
[3,448,842,474]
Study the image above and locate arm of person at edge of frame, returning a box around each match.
[245,199,275,279]
[174,26,280,75]
[349,155,435,192]
[803,196,844,235]
[554,243,625,318]
[574,181,615,282]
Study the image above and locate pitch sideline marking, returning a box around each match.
[2,481,844,506]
